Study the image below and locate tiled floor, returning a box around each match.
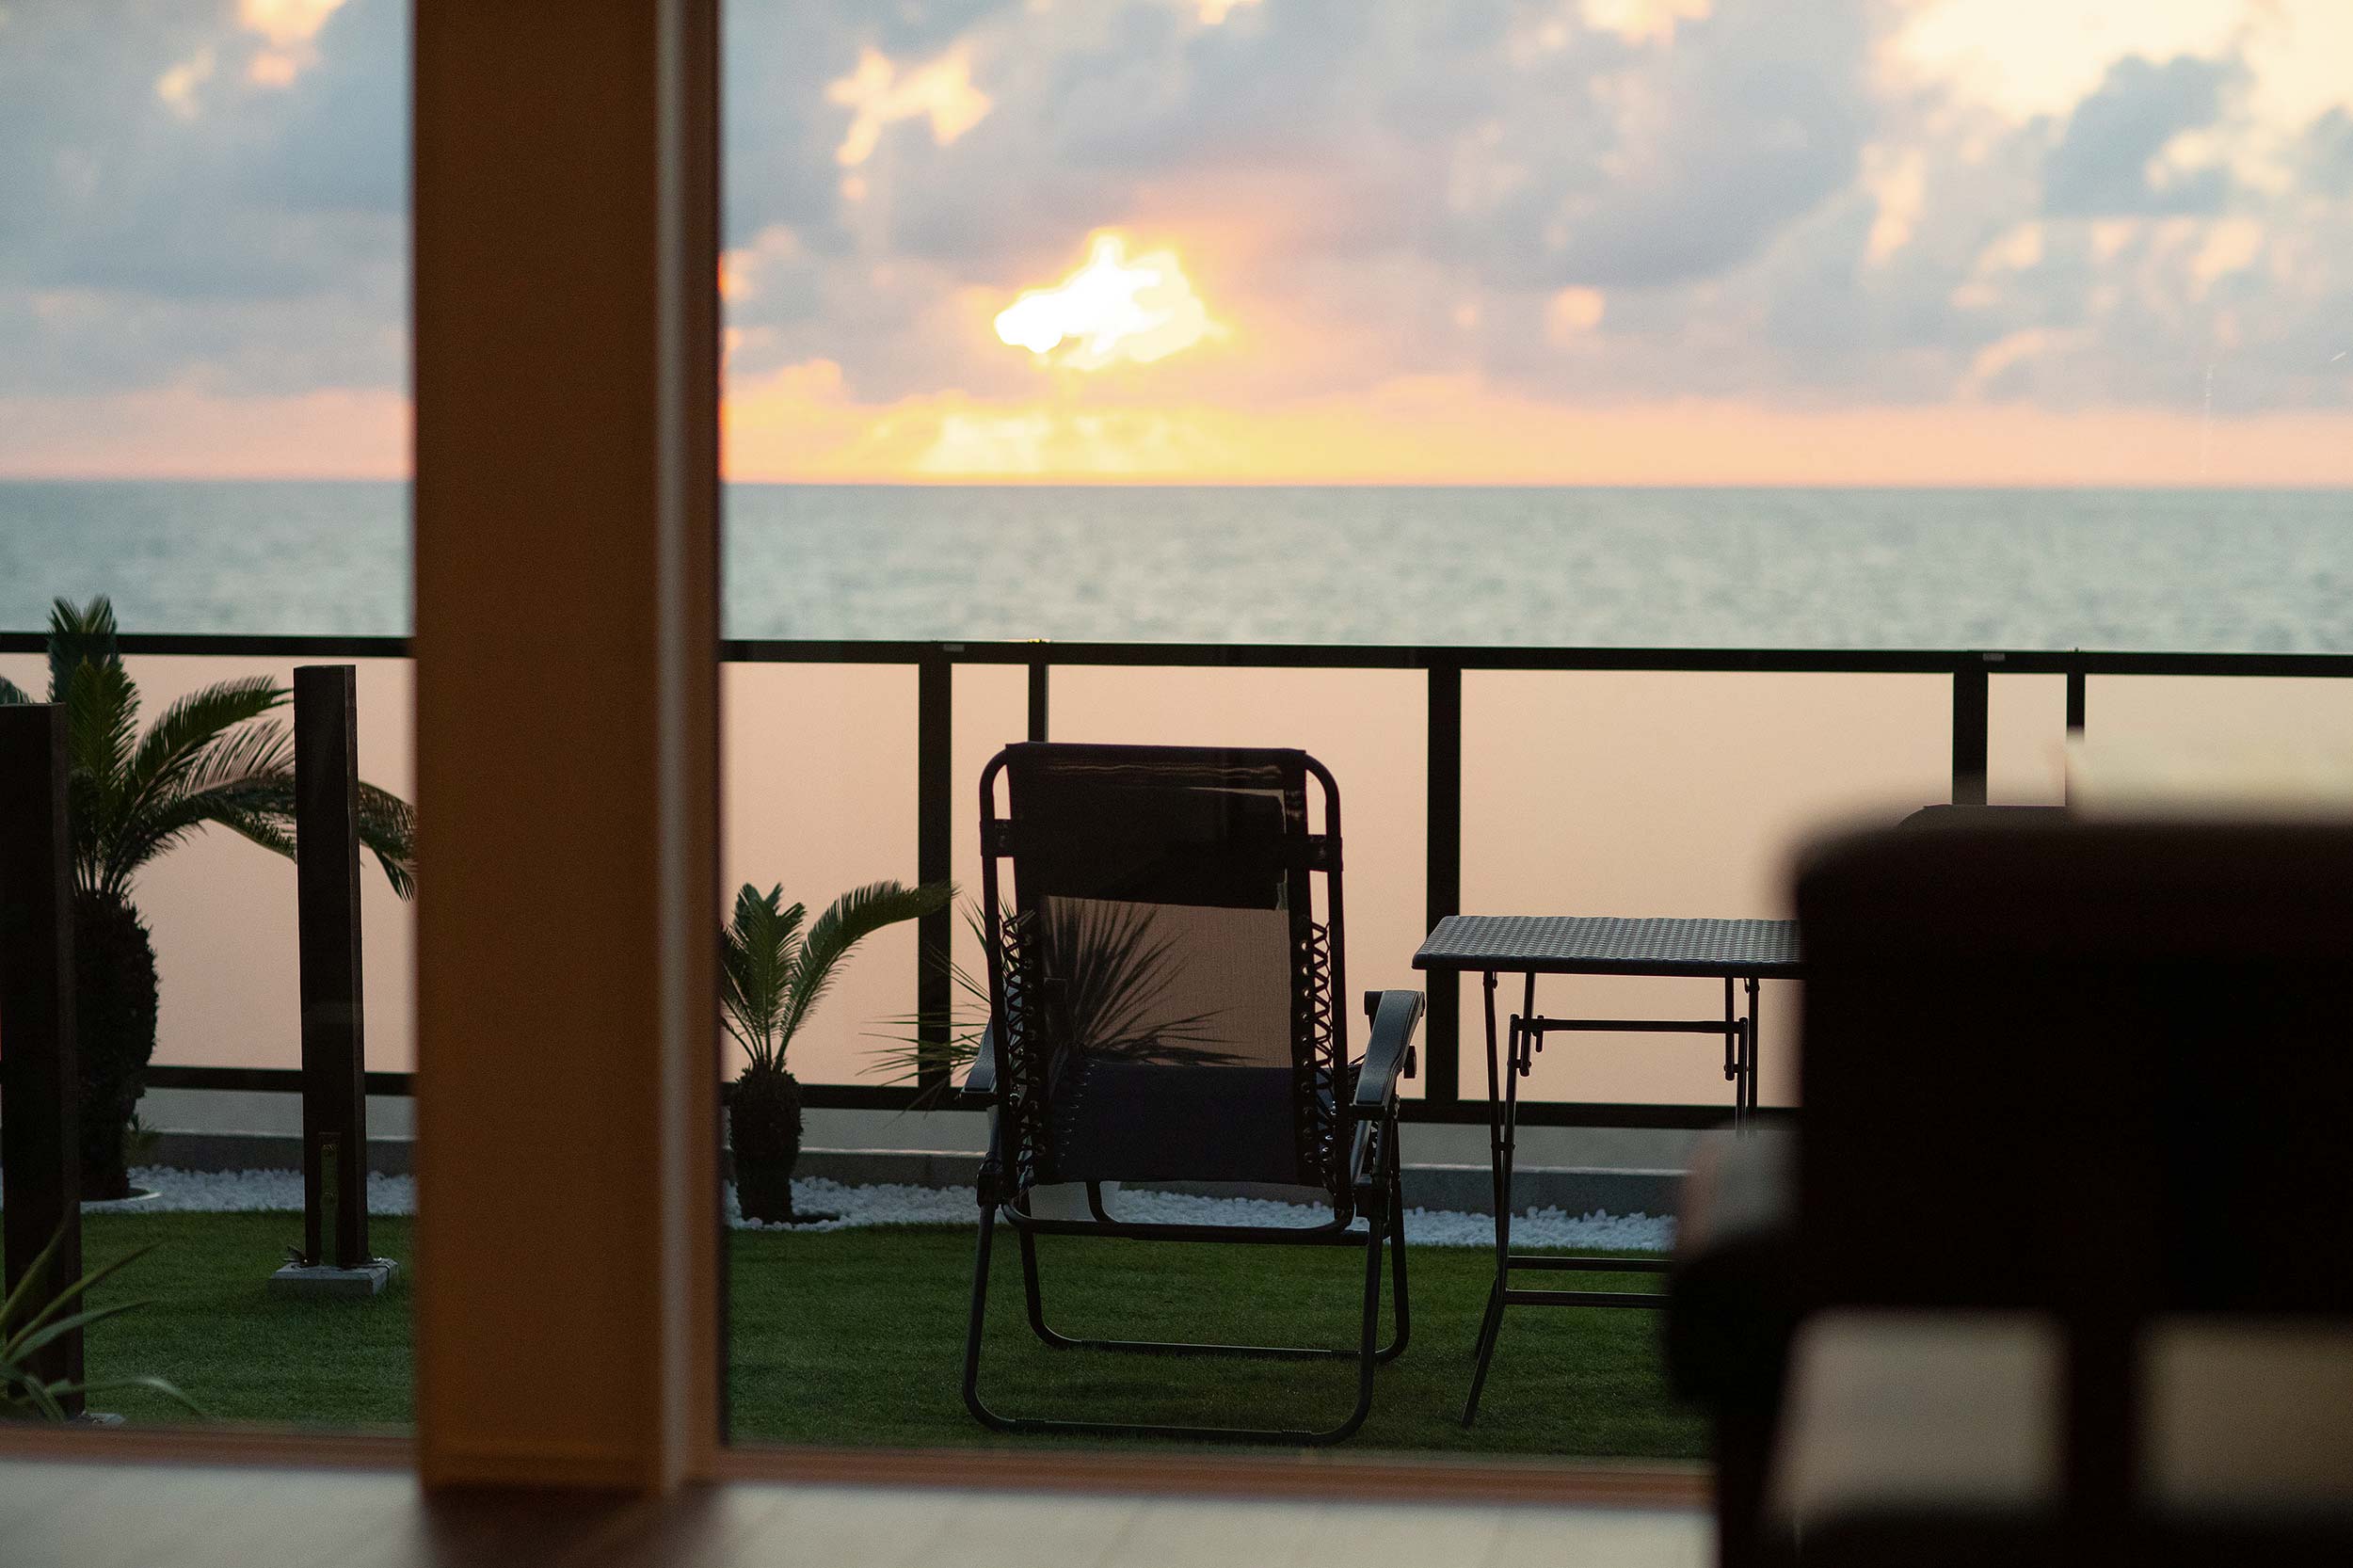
[0,1458,1711,1568]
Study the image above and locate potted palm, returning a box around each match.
[721,878,951,1224]
[0,599,416,1199]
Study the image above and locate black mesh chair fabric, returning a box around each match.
[964,742,1417,1445]
[984,743,1343,1198]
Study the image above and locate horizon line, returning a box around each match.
[6,473,2351,492]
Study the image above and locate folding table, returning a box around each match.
[1413,914,1802,1424]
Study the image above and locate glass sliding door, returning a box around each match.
[1,0,415,1433]
[713,0,2353,1461]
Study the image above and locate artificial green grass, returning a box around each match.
[73,1213,1705,1458]
[78,1212,416,1430]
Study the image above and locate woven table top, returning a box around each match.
[1414,914,1801,978]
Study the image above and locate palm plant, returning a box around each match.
[0,597,416,1197]
[722,878,951,1223]
[867,900,1234,1097]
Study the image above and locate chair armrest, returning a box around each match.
[1347,991,1422,1203]
[960,1026,998,1104]
[1353,989,1423,1113]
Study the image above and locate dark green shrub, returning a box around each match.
[73,894,160,1200]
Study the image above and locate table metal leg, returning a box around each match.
[1466,969,1509,1426]
[1722,977,1737,1101]
[1742,977,1761,1128]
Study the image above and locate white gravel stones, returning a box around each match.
[74,1166,1673,1252]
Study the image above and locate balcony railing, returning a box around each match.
[10,630,2351,1130]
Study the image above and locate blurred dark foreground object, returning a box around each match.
[1670,813,2353,1568]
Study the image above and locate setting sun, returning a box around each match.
[992,233,1218,371]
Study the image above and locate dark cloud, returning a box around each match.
[1489,2,1876,290]
[0,0,404,396]
[2042,54,2233,217]
[2300,107,2353,200]
[5,0,2352,421]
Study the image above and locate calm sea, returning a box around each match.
[3,479,2349,650]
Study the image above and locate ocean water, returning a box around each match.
[3,478,2350,650]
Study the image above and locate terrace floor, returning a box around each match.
[0,1453,1712,1568]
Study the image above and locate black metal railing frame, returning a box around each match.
[12,631,2353,1130]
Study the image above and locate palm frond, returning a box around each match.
[63,655,138,792]
[118,676,288,827]
[62,658,139,896]
[96,725,415,900]
[776,880,953,1064]
[94,721,297,894]
[721,884,805,1075]
[356,783,417,898]
[0,674,29,706]
[1035,900,1233,1065]
[863,902,994,1096]
[176,715,296,795]
[45,596,120,705]
[102,781,297,896]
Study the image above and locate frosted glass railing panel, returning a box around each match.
[721,662,921,1088]
[949,664,1030,1080]
[1461,671,1949,1108]
[1989,674,2068,806]
[2085,676,2353,782]
[0,652,417,1075]
[1048,666,1430,1095]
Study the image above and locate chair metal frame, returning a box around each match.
[959,744,1423,1445]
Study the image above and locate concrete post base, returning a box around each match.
[267,1258,398,1299]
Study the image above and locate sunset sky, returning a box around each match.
[4,0,2351,483]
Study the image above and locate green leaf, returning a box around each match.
[357,782,417,898]
[0,1226,192,1423]
[117,676,288,830]
[49,1374,207,1419]
[0,1243,154,1362]
[721,884,803,1075]
[4,1369,68,1420]
[45,595,121,706]
[775,880,953,1063]
[0,675,30,706]
[7,1299,154,1365]
[100,719,296,892]
[0,1228,66,1336]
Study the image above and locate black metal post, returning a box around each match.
[294,666,371,1268]
[0,703,83,1410]
[917,651,953,1089]
[1424,664,1463,1104]
[1952,659,1990,805]
[2063,664,2087,808]
[1026,661,1048,743]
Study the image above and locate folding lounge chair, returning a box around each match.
[960,742,1423,1444]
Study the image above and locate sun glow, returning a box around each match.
[992,233,1218,370]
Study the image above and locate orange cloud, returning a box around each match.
[14,370,2349,488]
[994,233,1220,370]
[722,360,2353,487]
[826,48,992,168]
[0,383,406,479]
[239,0,345,87]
